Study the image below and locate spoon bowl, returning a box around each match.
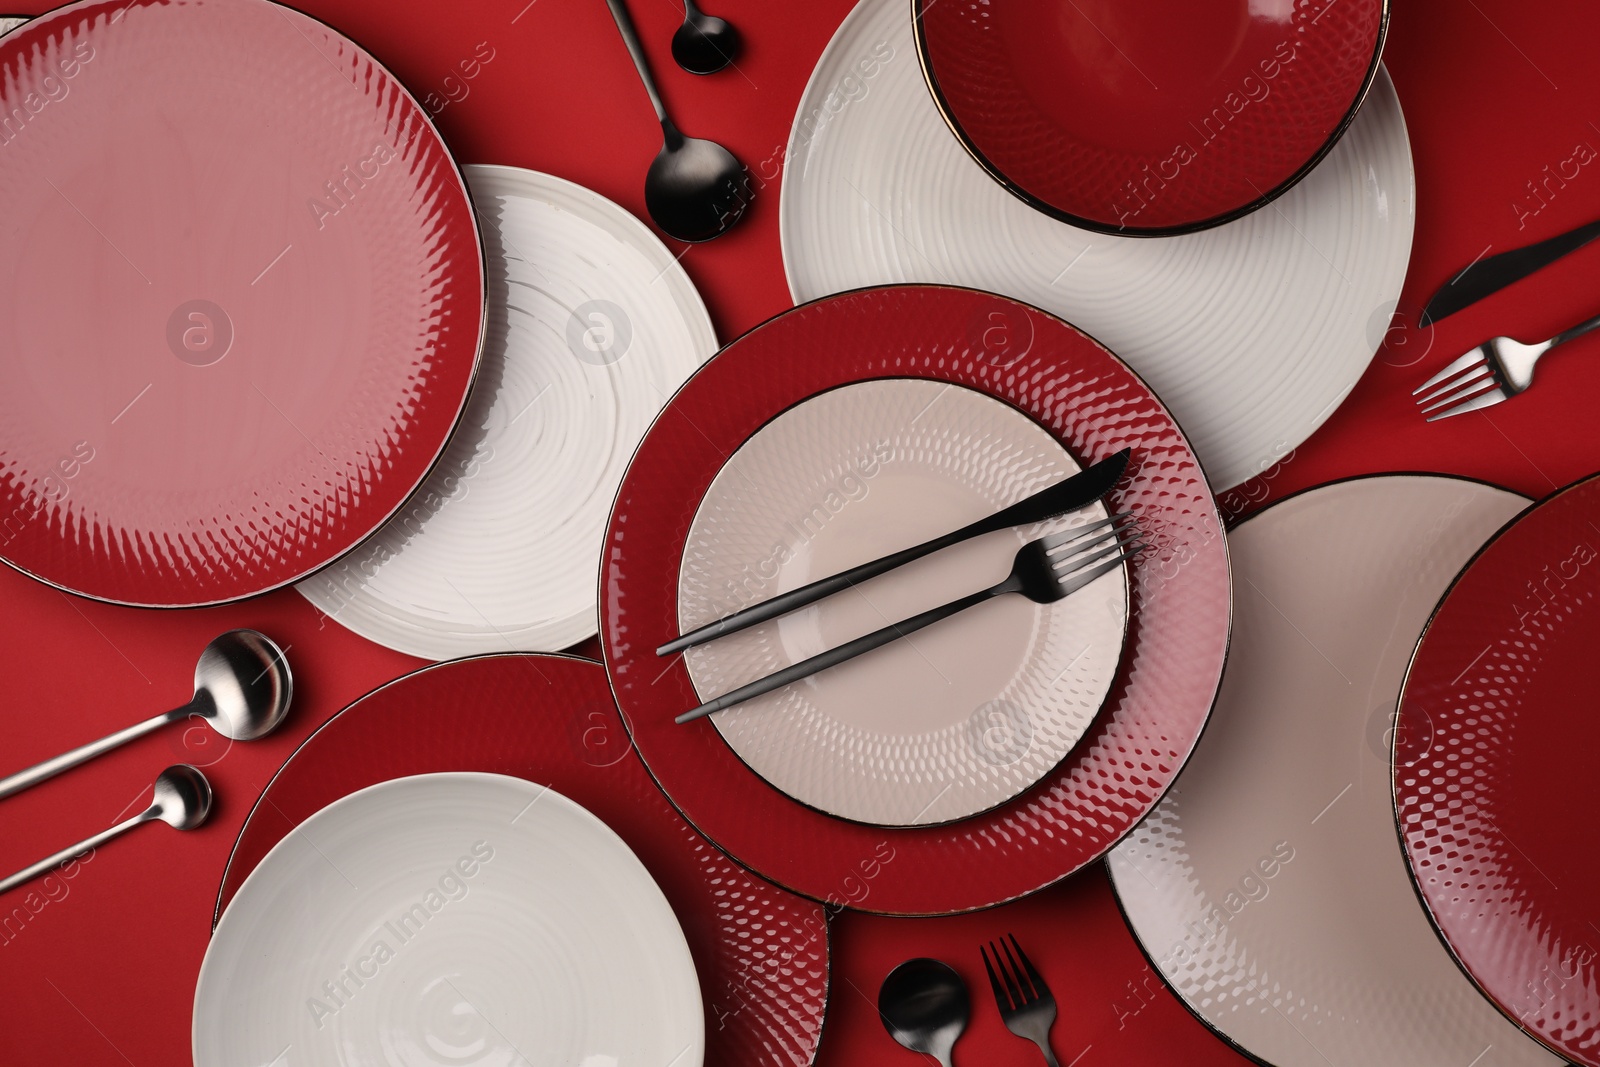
[193,629,294,741]
[879,958,971,1067]
[672,0,741,75]
[646,133,748,243]
[151,764,214,830]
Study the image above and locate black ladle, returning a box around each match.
[879,958,971,1067]
[672,0,741,75]
[604,0,749,243]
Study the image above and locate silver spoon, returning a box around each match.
[879,958,971,1067]
[0,764,212,895]
[0,630,291,801]
[672,0,741,75]
[605,0,749,242]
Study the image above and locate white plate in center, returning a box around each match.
[678,378,1129,826]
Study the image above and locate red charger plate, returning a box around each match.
[0,0,483,606]
[600,285,1231,915]
[1396,473,1600,1067]
[913,0,1388,235]
[216,654,829,1067]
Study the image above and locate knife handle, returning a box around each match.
[656,517,986,656]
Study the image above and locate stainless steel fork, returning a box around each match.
[982,933,1061,1067]
[1413,311,1600,420]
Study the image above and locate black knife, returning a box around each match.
[656,447,1132,656]
[1420,217,1600,327]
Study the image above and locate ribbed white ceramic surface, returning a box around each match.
[679,379,1128,826]
[779,0,1414,491]
[1108,477,1558,1067]
[196,773,704,1067]
[299,166,715,656]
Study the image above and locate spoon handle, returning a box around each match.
[0,809,152,895]
[0,708,182,801]
[604,0,672,127]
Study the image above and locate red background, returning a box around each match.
[1,0,1598,1063]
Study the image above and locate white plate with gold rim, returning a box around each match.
[196,772,704,1067]
[679,378,1128,827]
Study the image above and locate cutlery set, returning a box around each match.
[1414,213,1600,419]
[880,936,1063,1067]
[667,449,1137,722]
[0,631,290,895]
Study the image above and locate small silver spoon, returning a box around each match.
[0,764,212,895]
[0,630,291,801]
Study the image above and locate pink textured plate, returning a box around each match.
[0,0,483,606]
[679,378,1129,827]
[217,655,828,1067]
[914,0,1388,234]
[1397,474,1600,1067]
[602,285,1230,915]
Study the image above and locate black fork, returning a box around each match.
[982,933,1061,1067]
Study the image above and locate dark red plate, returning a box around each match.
[0,0,483,606]
[914,0,1388,235]
[1396,474,1600,1067]
[600,285,1230,915]
[217,655,828,1067]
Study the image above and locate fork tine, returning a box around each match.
[1427,386,1509,422]
[981,943,1011,1011]
[1007,933,1046,997]
[1055,547,1143,600]
[1413,349,1487,395]
[1044,514,1138,560]
[1050,529,1141,575]
[989,939,1025,1008]
[1418,373,1499,416]
[1413,364,1492,408]
[1040,512,1129,553]
[1000,936,1037,1003]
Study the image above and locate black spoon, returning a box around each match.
[604,0,748,242]
[672,0,741,74]
[879,958,971,1067]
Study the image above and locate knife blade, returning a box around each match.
[1421,217,1600,327]
[656,447,1132,656]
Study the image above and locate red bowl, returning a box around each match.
[914,0,1388,235]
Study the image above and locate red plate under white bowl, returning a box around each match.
[0,0,483,606]
[601,285,1231,915]
[1396,474,1600,1067]
[217,654,828,1067]
[913,0,1388,235]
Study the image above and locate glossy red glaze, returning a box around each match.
[217,654,828,1067]
[0,0,483,606]
[601,285,1231,915]
[1396,474,1600,1067]
[915,0,1386,233]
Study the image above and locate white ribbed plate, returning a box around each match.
[679,379,1129,826]
[780,0,1414,491]
[299,166,716,656]
[196,773,704,1067]
[1107,476,1558,1067]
